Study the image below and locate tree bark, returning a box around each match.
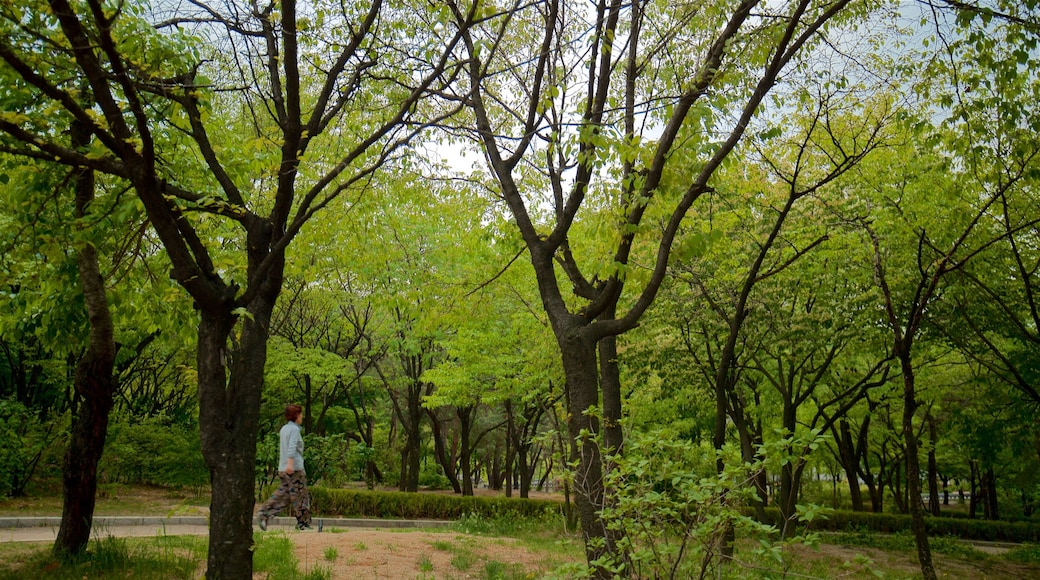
[558,323,617,577]
[834,419,865,511]
[198,305,266,578]
[504,401,514,497]
[897,352,936,580]
[984,467,999,520]
[458,405,475,496]
[54,152,117,558]
[427,408,462,493]
[927,414,940,516]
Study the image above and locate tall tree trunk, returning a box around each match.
[598,327,624,456]
[504,401,514,497]
[458,405,474,496]
[198,223,283,579]
[734,403,767,521]
[559,326,616,577]
[834,420,865,511]
[897,352,936,580]
[984,467,999,520]
[778,397,800,533]
[969,461,979,518]
[427,408,462,493]
[400,383,423,492]
[927,414,940,516]
[198,294,271,579]
[54,152,117,558]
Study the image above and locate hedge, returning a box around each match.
[752,507,1040,543]
[310,489,1040,542]
[310,487,564,520]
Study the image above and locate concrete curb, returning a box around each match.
[0,516,453,530]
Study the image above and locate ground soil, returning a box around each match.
[282,531,1040,580]
[289,529,576,579]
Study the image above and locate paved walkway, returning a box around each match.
[0,516,452,543]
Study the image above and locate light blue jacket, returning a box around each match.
[278,421,305,473]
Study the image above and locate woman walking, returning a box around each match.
[257,404,312,530]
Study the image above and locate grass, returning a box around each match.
[0,534,206,579]
[450,550,478,571]
[1006,543,1040,564]
[830,529,991,559]
[430,539,454,551]
[482,560,529,580]
[0,483,209,517]
[0,532,341,580]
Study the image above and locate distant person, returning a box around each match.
[257,404,312,531]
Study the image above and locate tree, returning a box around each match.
[451,0,863,570]
[0,1,468,575]
[0,149,172,555]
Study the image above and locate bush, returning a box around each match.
[418,462,451,490]
[309,487,563,520]
[100,419,207,489]
[0,399,62,497]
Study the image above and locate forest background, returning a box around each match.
[0,0,1038,579]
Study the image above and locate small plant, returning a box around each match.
[300,565,331,580]
[482,560,527,579]
[324,546,338,561]
[451,550,477,571]
[419,553,434,572]
[431,540,454,551]
[354,541,368,550]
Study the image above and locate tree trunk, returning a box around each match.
[597,328,624,457]
[400,385,423,492]
[834,420,865,511]
[927,415,940,517]
[54,155,117,558]
[897,352,936,580]
[198,307,265,578]
[427,408,461,493]
[458,405,474,496]
[504,401,514,497]
[969,461,979,518]
[984,467,999,520]
[559,325,617,577]
[778,398,801,534]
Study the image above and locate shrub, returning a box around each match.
[100,419,207,489]
[0,399,62,497]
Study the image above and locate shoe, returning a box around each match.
[296,522,311,531]
[258,515,268,531]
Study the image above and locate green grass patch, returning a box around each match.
[829,529,989,559]
[450,550,478,571]
[253,533,330,580]
[430,539,454,551]
[1005,543,1040,564]
[0,534,206,579]
[0,532,335,580]
[481,560,528,580]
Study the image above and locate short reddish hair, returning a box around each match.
[285,404,302,422]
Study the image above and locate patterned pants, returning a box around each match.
[257,470,312,525]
